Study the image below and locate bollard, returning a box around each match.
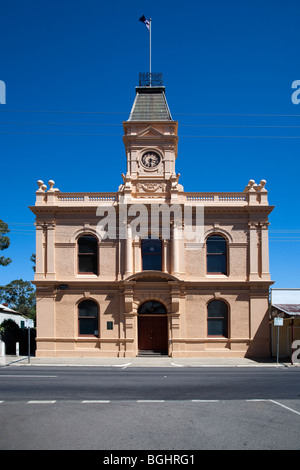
[1,341,5,357]
[16,342,19,356]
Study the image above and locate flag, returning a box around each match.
[139,15,150,31]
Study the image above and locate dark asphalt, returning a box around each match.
[0,366,299,401]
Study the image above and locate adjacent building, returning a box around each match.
[30,74,274,358]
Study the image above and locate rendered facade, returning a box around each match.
[30,78,274,358]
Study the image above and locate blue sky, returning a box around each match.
[0,0,300,289]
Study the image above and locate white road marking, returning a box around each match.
[246,399,269,402]
[27,400,56,404]
[81,400,110,403]
[269,400,300,416]
[0,375,57,378]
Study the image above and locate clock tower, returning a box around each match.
[120,75,182,202]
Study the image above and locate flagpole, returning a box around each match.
[149,18,152,86]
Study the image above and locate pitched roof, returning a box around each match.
[128,86,173,122]
[271,304,300,316]
[0,303,19,314]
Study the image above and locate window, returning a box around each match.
[78,300,98,336]
[138,300,167,315]
[141,237,162,271]
[78,235,98,274]
[207,300,228,337]
[207,235,227,274]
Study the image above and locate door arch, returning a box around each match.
[138,301,168,354]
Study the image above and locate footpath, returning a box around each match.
[0,355,298,368]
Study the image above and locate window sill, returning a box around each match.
[77,335,99,338]
[207,336,229,339]
[77,274,98,278]
[206,274,228,278]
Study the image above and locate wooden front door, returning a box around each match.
[138,315,168,352]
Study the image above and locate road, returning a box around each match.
[0,366,299,451]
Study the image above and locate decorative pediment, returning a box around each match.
[136,126,164,138]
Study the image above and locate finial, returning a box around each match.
[260,179,266,188]
[48,180,55,190]
[37,180,45,192]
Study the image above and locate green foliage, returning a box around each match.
[0,219,12,266]
[30,253,36,272]
[0,279,36,321]
[0,318,20,333]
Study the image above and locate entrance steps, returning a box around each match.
[138,350,168,357]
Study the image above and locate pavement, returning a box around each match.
[0,354,298,368]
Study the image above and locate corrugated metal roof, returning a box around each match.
[128,87,173,121]
[271,304,300,315]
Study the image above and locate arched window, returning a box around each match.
[207,300,228,337]
[138,300,167,315]
[78,299,99,336]
[78,235,98,274]
[206,235,227,274]
[141,237,162,271]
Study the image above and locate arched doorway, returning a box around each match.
[138,300,168,355]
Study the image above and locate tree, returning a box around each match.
[30,253,36,272]
[0,219,12,266]
[0,279,36,320]
[0,319,21,354]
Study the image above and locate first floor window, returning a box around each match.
[78,235,98,274]
[78,299,98,336]
[206,235,227,274]
[142,237,162,271]
[207,300,228,337]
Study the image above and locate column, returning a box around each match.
[133,237,141,273]
[162,240,169,273]
[172,224,180,275]
[123,283,136,357]
[46,222,56,280]
[260,223,271,280]
[125,224,133,276]
[35,223,45,280]
[248,222,259,280]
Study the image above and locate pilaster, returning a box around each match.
[260,222,271,280]
[46,222,56,280]
[248,222,259,280]
[34,223,45,280]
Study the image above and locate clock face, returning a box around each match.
[141,151,161,168]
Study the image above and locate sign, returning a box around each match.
[25,319,34,328]
[274,317,283,326]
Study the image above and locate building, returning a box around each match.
[270,288,300,360]
[0,303,26,328]
[30,74,274,358]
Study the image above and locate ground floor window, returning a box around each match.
[78,299,98,336]
[207,300,228,337]
[138,300,167,315]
